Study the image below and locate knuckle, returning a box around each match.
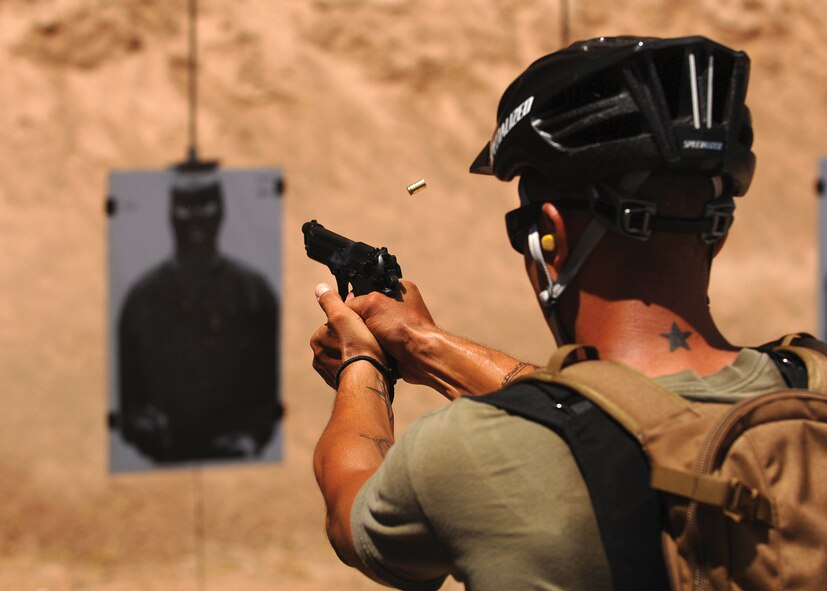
[310,331,325,349]
[326,309,344,323]
[363,292,383,309]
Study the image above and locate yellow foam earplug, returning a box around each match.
[540,234,556,252]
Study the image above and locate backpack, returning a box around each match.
[476,334,827,591]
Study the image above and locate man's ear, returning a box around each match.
[540,202,568,271]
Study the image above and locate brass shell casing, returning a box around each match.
[406,179,427,195]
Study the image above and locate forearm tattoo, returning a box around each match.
[359,434,392,458]
[502,362,531,387]
[366,376,394,427]
[660,321,692,352]
[360,375,394,459]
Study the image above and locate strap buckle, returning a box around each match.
[723,479,760,522]
[620,200,657,240]
[589,184,657,241]
[701,197,735,244]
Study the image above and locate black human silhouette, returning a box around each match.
[117,170,282,463]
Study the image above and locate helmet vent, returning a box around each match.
[647,45,735,129]
[534,89,647,148]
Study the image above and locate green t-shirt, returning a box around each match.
[351,349,787,591]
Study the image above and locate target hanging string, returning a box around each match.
[187,0,199,162]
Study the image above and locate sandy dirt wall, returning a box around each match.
[1,0,826,589]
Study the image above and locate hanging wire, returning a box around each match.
[187,0,199,162]
[193,466,206,591]
[560,0,570,47]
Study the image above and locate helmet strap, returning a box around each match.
[711,175,723,199]
[525,173,646,343]
[527,219,608,343]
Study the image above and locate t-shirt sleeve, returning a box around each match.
[350,416,451,591]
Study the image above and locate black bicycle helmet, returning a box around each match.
[470,35,755,197]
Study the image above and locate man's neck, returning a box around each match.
[563,293,739,378]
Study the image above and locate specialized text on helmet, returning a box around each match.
[491,96,535,159]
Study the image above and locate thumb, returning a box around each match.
[315,283,344,315]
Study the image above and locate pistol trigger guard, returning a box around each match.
[335,275,350,300]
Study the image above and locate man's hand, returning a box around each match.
[347,280,437,386]
[310,283,387,388]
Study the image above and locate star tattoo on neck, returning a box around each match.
[660,322,692,352]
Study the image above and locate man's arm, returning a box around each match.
[348,280,536,399]
[311,284,395,582]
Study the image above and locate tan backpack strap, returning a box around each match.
[650,465,775,526]
[542,344,599,374]
[774,334,827,394]
[522,346,698,443]
[557,360,698,441]
[777,333,827,354]
[523,344,598,384]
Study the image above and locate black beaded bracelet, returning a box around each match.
[335,355,396,403]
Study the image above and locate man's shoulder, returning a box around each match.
[377,394,584,510]
[410,392,574,431]
[398,395,571,478]
[406,396,526,437]
[377,393,606,586]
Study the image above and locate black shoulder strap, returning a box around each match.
[470,381,671,591]
[762,349,809,389]
[755,333,827,390]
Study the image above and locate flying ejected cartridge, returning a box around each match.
[406,179,427,196]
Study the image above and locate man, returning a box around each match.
[118,167,282,463]
[311,36,780,589]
